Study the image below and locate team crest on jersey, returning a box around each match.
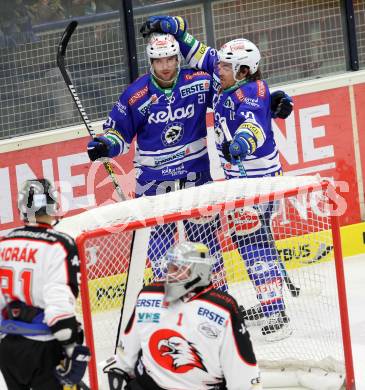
[149,329,207,373]
[161,122,184,146]
[223,96,235,109]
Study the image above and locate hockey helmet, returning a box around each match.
[18,178,58,221]
[146,33,181,60]
[164,241,213,303]
[218,38,261,77]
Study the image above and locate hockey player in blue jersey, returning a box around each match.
[86,32,293,306]
[87,32,227,288]
[140,16,293,338]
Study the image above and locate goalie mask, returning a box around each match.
[18,179,58,222]
[218,38,261,80]
[164,241,213,303]
[147,33,181,83]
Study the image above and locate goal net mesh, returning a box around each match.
[57,176,348,389]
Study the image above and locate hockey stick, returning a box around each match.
[57,21,137,387]
[57,20,125,201]
[219,117,300,297]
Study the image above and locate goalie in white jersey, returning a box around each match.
[0,179,90,389]
[103,241,261,390]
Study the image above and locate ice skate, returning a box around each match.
[261,311,292,341]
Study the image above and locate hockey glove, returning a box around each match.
[229,134,250,161]
[221,141,232,162]
[140,16,187,38]
[87,136,114,161]
[103,354,130,390]
[54,344,91,386]
[270,90,293,119]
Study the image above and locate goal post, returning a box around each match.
[57,176,355,390]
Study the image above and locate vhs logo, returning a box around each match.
[138,312,160,323]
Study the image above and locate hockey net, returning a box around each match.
[57,176,355,390]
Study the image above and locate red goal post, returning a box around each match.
[57,176,355,390]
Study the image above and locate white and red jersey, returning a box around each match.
[119,283,260,390]
[0,223,80,341]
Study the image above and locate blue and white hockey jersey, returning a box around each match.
[103,70,214,182]
[178,33,283,179]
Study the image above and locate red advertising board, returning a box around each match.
[1,82,364,233]
[275,86,360,225]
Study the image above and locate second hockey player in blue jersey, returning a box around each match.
[87,31,293,308]
[140,16,294,339]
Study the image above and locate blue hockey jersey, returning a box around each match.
[178,32,283,179]
[103,69,214,182]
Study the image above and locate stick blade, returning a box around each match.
[57,20,78,60]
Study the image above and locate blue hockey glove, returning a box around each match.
[229,135,249,161]
[87,136,114,161]
[140,16,187,38]
[54,344,91,386]
[271,90,293,119]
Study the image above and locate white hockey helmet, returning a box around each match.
[146,33,181,60]
[164,241,213,303]
[218,38,261,77]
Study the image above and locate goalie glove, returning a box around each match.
[102,354,131,390]
[54,344,91,386]
[140,15,187,38]
[271,90,293,119]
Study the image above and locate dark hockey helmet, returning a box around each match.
[18,178,58,221]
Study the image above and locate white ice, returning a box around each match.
[0,254,364,389]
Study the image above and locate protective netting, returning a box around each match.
[57,176,348,389]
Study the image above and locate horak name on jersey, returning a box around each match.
[148,104,194,124]
[179,80,210,98]
[0,246,38,263]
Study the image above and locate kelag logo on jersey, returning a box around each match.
[179,80,210,98]
[161,122,184,146]
[148,104,194,124]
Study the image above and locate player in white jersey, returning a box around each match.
[0,179,90,389]
[103,241,262,390]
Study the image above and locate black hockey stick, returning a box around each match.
[219,117,300,297]
[57,20,125,201]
